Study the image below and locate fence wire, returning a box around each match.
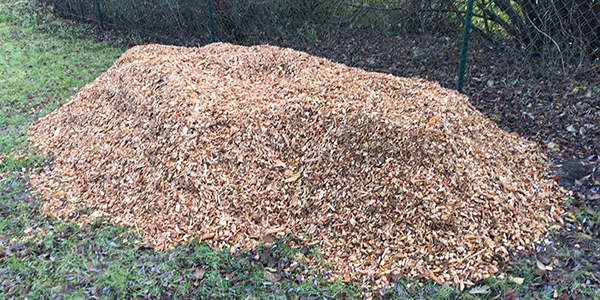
[39,0,600,157]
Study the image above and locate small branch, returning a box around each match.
[458,247,488,263]
[525,14,566,72]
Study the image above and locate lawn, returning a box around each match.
[0,1,598,299]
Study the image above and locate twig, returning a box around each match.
[458,247,488,263]
[525,11,565,73]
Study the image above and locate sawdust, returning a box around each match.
[29,43,561,285]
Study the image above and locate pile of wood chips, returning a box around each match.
[29,43,562,285]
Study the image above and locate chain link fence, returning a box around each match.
[38,0,600,157]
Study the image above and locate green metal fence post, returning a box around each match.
[206,0,216,42]
[457,0,475,93]
[95,0,104,30]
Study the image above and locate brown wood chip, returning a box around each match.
[28,43,562,284]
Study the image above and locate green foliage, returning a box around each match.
[0,0,123,157]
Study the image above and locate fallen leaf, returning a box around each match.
[536,260,546,270]
[559,291,570,300]
[429,273,443,284]
[225,271,235,280]
[503,289,518,300]
[553,258,564,268]
[201,233,215,240]
[265,227,285,234]
[264,268,281,282]
[573,232,593,240]
[193,268,205,280]
[533,268,546,276]
[262,235,276,244]
[284,172,301,183]
[469,285,490,294]
[6,286,19,296]
[508,276,524,284]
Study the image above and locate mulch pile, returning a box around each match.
[29,43,563,285]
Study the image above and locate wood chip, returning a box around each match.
[28,43,562,283]
[284,173,301,183]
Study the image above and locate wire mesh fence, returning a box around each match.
[38,0,600,157]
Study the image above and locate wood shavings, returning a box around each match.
[28,43,561,284]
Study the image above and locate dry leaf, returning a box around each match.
[6,286,19,296]
[201,233,215,241]
[536,260,546,271]
[284,173,301,183]
[509,276,524,284]
[503,289,519,300]
[193,268,205,280]
[262,235,276,244]
[469,285,490,294]
[533,268,546,276]
[264,268,281,282]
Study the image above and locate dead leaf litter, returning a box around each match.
[29,43,561,284]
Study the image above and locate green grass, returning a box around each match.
[0,4,122,156]
[0,0,599,299]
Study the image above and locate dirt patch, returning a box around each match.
[553,156,596,189]
[29,43,562,285]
